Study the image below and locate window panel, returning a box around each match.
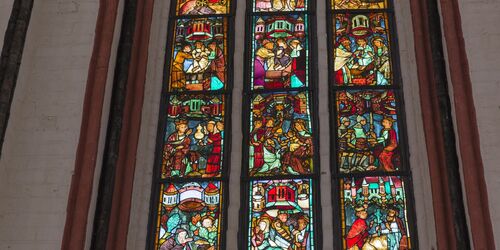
[333,12,393,86]
[335,90,401,173]
[242,0,320,249]
[328,0,418,249]
[251,14,309,90]
[155,181,224,249]
[254,0,308,12]
[148,1,234,249]
[162,94,226,178]
[169,17,229,92]
[248,91,314,176]
[248,179,315,249]
[340,176,412,249]
[332,0,388,10]
[176,0,232,15]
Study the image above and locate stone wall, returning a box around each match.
[0,1,99,249]
[459,0,500,245]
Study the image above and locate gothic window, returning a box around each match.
[328,1,418,249]
[147,1,235,249]
[241,0,321,249]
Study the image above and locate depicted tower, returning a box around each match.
[213,19,224,40]
[294,16,305,38]
[176,20,186,44]
[390,177,397,202]
[255,17,265,40]
[252,183,265,212]
[379,177,387,206]
[298,183,310,211]
[204,182,220,211]
[350,178,357,203]
[163,184,179,211]
[362,178,369,207]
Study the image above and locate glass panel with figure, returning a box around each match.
[176,0,231,15]
[340,176,411,250]
[162,94,225,178]
[155,181,223,250]
[254,0,308,12]
[248,179,315,249]
[168,17,228,92]
[248,91,314,176]
[332,0,387,10]
[251,14,309,90]
[335,90,400,173]
[333,12,392,86]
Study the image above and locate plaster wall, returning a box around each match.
[458,0,500,245]
[0,1,99,249]
[0,0,14,50]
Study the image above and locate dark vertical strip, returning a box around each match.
[90,0,137,249]
[425,0,471,248]
[0,0,33,156]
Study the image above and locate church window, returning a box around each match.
[329,0,418,249]
[242,0,320,249]
[147,1,235,249]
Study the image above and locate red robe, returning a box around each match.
[206,132,222,174]
[377,129,398,171]
[250,128,265,169]
[346,218,369,249]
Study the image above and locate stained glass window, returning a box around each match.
[147,1,234,249]
[332,0,387,9]
[250,14,309,90]
[169,17,229,91]
[242,0,320,249]
[328,0,418,249]
[176,0,231,15]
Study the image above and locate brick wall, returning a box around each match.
[459,0,500,245]
[0,1,99,249]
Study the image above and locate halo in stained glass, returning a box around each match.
[335,90,401,173]
[333,12,393,86]
[248,91,314,176]
[248,179,315,249]
[155,181,223,250]
[162,94,225,178]
[168,17,228,92]
[340,176,411,249]
[332,0,388,10]
[176,0,231,15]
[253,0,308,12]
[251,14,309,90]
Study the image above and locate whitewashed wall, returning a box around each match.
[459,0,500,245]
[0,1,99,249]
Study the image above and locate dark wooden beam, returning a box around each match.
[0,0,33,157]
[90,0,138,249]
[425,0,471,248]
